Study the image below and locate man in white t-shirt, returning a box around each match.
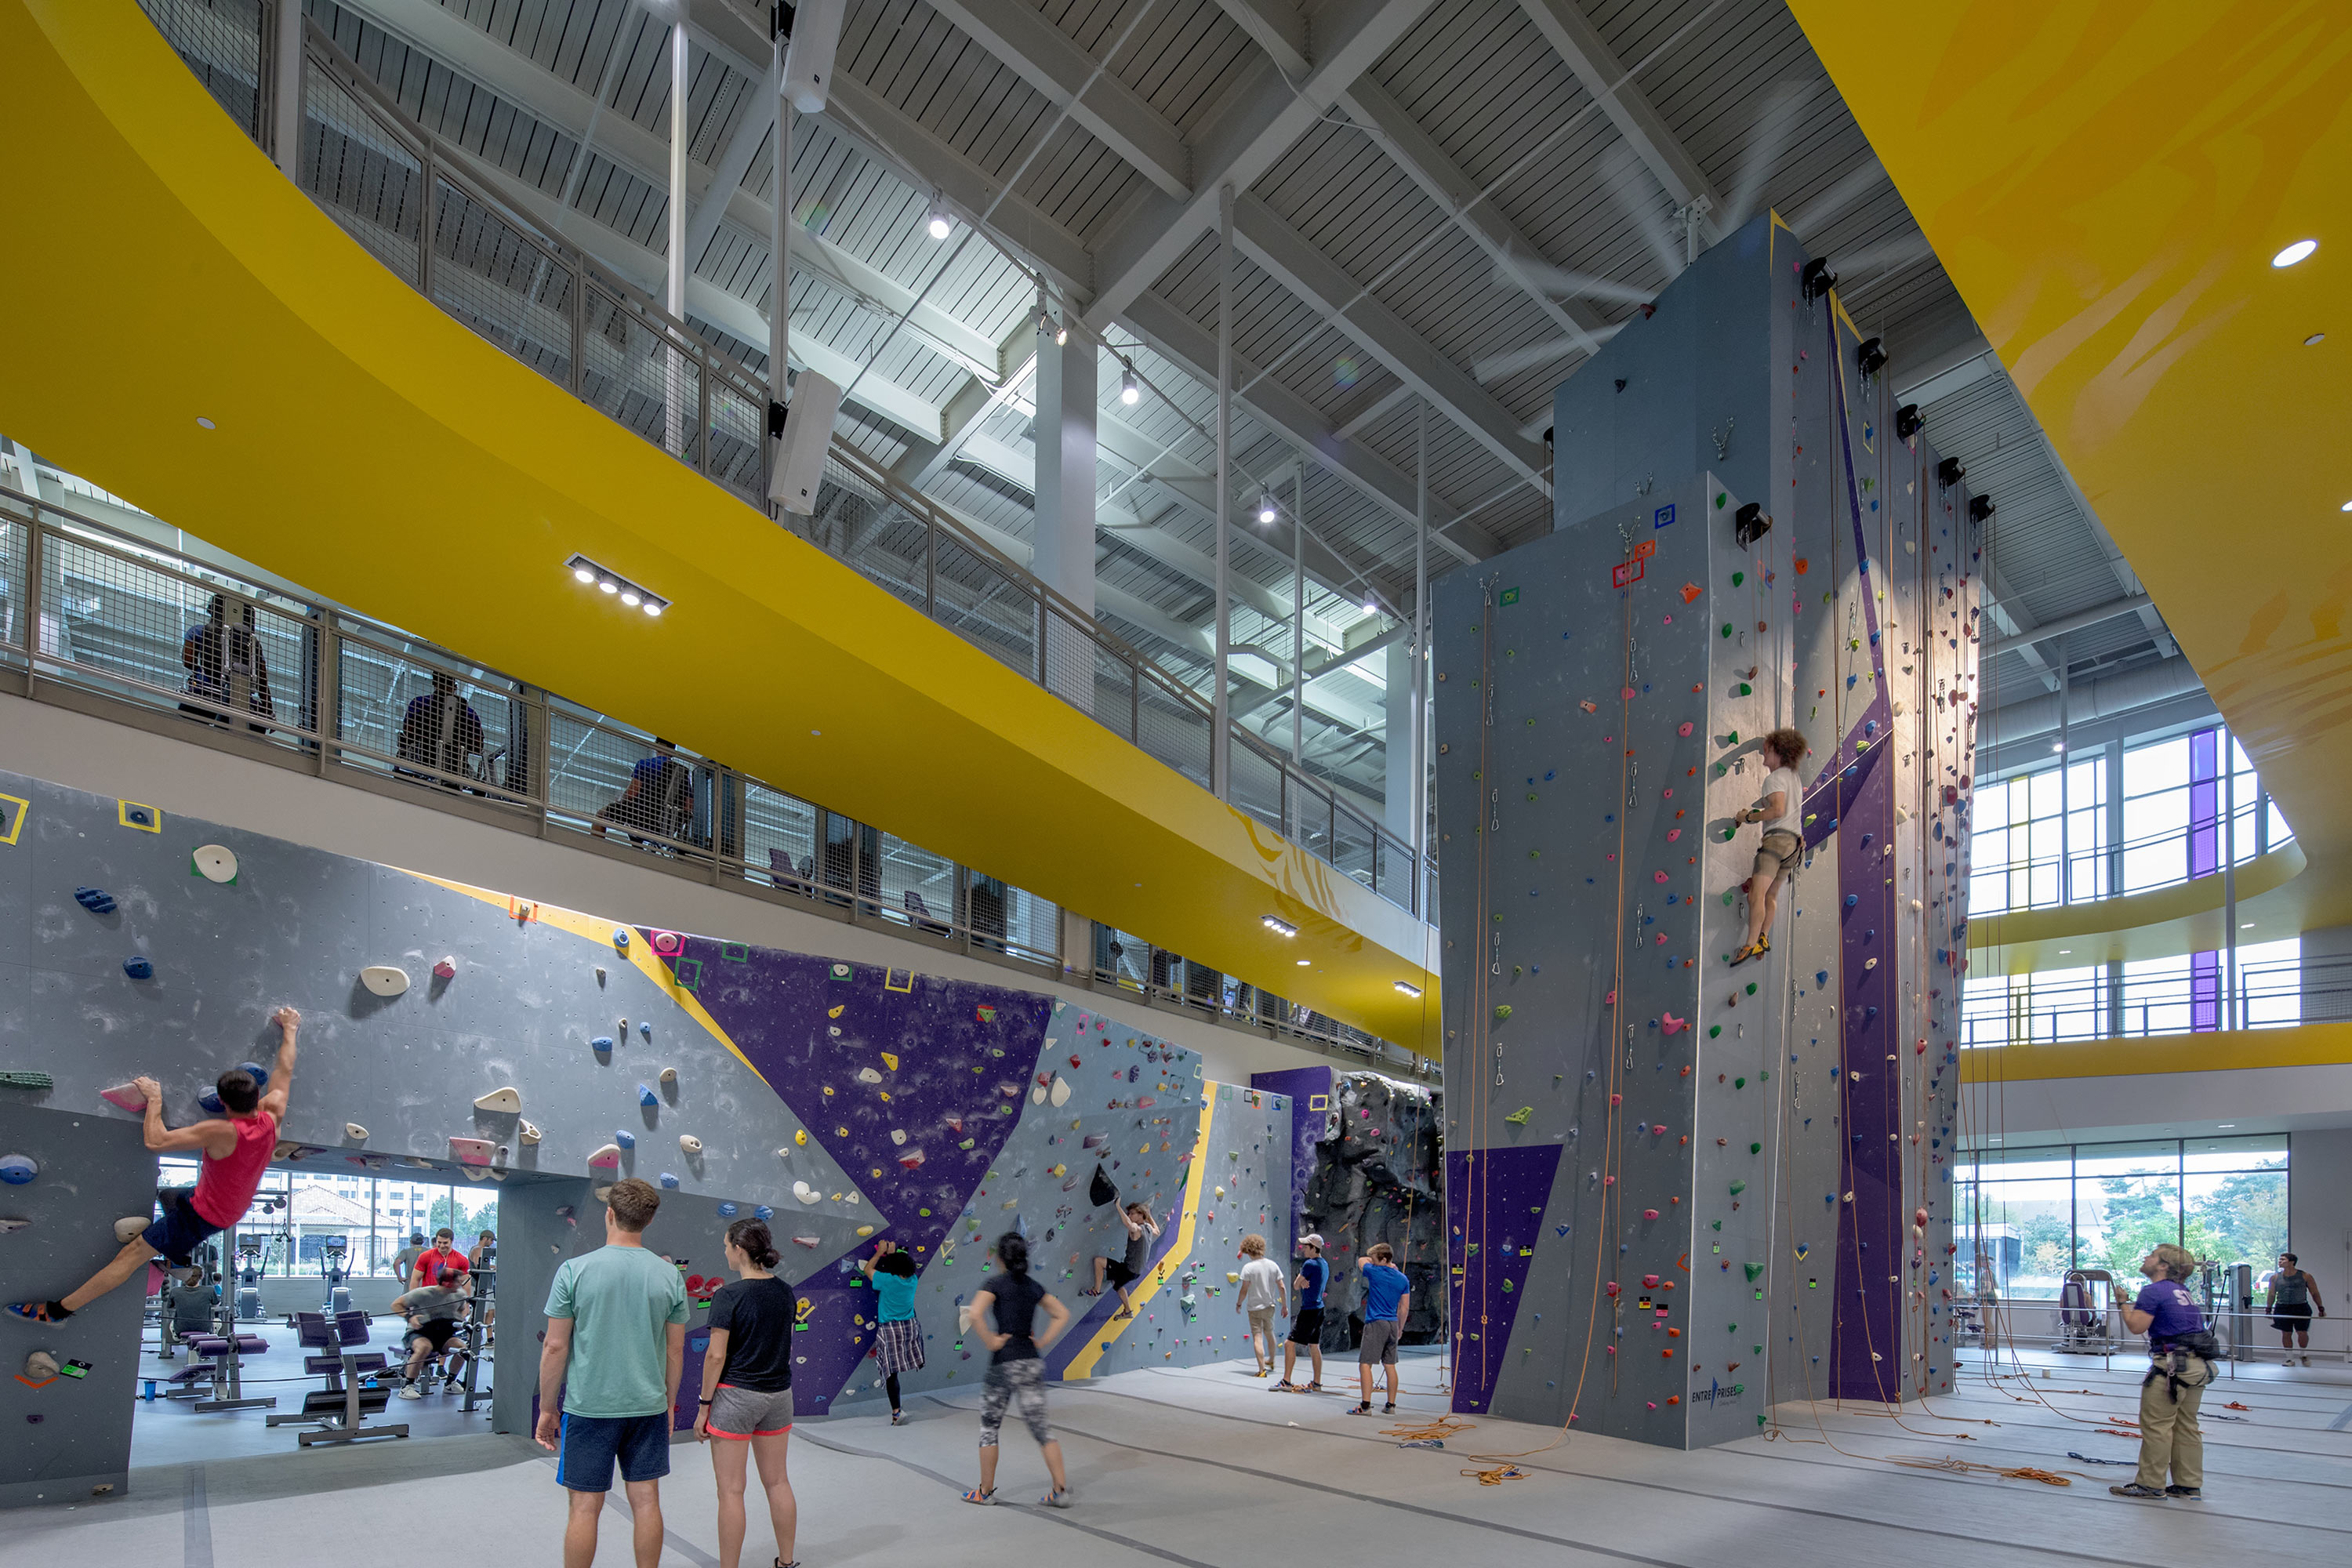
[1236,1234,1288,1378]
[1731,727,1808,965]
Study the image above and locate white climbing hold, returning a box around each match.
[592,1185,614,1203]
[345,1123,368,1141]
[474,1087,522,1114]
[855,1067,883,1084]
[434,956,457,979]
[460,1167,490,1183]
[448,1137,495,1166]
[518,1120,543,1145]
[890,1129,908,1145]
[588,1143,622,1170]
[1049,1076,1072,1107]
[659,1066,678,1086]
[793,1181,820,1205]
[360,965,410,997]
[679,1134,703,1155]
[191,844,238,883]
[793,1236,820,1248]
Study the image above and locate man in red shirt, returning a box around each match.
[413,1229,468,1290]
[9,1007,301,1324]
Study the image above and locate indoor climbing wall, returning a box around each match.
[1255,1066,1446,1347]
[0,767,1305,1497]
[1432,214,1974,1447]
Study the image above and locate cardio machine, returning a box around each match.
[317,1235,354,1316]
[233,1240,264,1322]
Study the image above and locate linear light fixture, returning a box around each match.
[1261,914,1297,938]
[564,553,668,618]
[1394,981,1422,998]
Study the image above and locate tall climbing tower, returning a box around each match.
[1435,216,1980,1447]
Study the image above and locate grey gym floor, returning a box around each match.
[12,1345,2348,1568]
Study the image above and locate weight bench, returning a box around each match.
[265,1311,406,1446]
[180,1330,275,1413]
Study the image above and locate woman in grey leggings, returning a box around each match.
[963,1232,1073,1508]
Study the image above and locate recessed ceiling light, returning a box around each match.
[1297,958,1311,965]
[2307,332,2327,346]
[574,566,597,584]
[1261,914,1298,937]
[2272,238,2318,267]
[643,601,662,617]
[2341,499,2352,512]
[598,579,619,594]
[2218,1123,2235,1129]
[2058,949,2070,955]
[2241,921,2254,928]
[619,590,641,607]
[810,729,822,737]
[195,416,216,430]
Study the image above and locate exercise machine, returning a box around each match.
[317,1235,354,1316]
[266,1310,406,1446]
[165,1300,275,1413]
[2057,1268,2123,1355]
[233,1239,264,1322]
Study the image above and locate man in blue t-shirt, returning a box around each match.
[2112,1242,2209,1501]
[1276,1233,1330,1392]
[1352,1242,1410,1416]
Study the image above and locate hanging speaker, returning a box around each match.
[769,371,842,516]
[782,0,848,114]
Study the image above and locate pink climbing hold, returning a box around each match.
[1661,1014,1686,1036]
[1650,1124,1668,1136]
[1609,1093,1622,1106]
[433,956,457,980]
[1666,829,1682,841]
[1642,1208,1659,1221]
[1653,870,1669,884]
[1605,1281,1621,1297]
[1679,721,1694,736]
[651,930,683,956]
[99,1083,147,1113]
[1643,1274,1661,1287]
[1621,686,1635,700]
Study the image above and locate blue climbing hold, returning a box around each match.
[590,1036,615,1051]
[754,1206,775,1221]
[1858,833,1873,851]
[659,1173,680,1189]
[74,887,116,915]
[123,956,154,980]
[1866,1006,1878,1019]
[718,1202,739,1218]
[612,927,631,949]
[638,1022,653,1042]
[615,1131,637,1149]
[638,1084,659,1107]
[1842,894,1858,909]
[1815,971,1829,987]
[0,1154,35,1185]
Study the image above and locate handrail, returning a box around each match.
[132,0,1435,920]
[1956,955,2347,1046]
[1962,811,2290,916]
[0,481,1424,1067]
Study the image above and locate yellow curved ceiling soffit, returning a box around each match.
[1790,3,2352,882]
[0,2,1439,1050]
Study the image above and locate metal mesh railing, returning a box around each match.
[136,0,1438,924]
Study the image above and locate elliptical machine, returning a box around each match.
[318,1236,354,1316]
[234,1239,265,1322]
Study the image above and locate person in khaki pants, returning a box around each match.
[2112,1243,2212,1501]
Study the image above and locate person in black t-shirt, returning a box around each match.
[962,1232,1073,1508]
[693,1220,799,1568]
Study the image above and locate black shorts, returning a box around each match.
[412,1319,460,1352]
[1288,1306,1324,1346]
[2271,1303,2314,1332]
[1105,1259,1139,1290]
[141,1189,225,1267]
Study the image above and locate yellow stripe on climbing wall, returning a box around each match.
[1059,1081,1221,1381]
[399,870,775,1093]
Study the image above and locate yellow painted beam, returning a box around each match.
[1789,3,2352,895]
[1961,1022,2352,1083]
[0,3,1438,1050]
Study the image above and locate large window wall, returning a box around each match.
[158,1158,495,1277]
[1962,938,2302,1047]
[1953,1135,2288,1299]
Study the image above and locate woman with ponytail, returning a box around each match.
[963,1230,1073,1508]
[858,1240,925,1425]
[695,1219,800,1568]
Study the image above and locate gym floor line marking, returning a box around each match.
[182,1463,212,1568]
[1054,1381,2215,1561]
[925,1391,1687,1568]
[793,1425,1217,1568]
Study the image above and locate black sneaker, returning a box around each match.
[2109,1483,2167,1499]
[2164,1486,2201,1500]
[1383,1402,1396,1414]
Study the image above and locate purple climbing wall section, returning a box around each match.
[1447,1145,1562,1414]
[659,937,1047,1414]
[1252,1065,1332,1259]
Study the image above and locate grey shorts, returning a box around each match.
[1359,1319,1401,1365]
[706,1382,794,1439]
[1752,829,1802,882]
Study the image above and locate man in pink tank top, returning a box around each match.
[9,1007,301,1324]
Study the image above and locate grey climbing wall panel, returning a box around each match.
[1435,216,1973,1448]
[0,767,1304,1502]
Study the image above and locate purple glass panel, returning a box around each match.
[2187,728,2219,880]
[2191,950,2220,1033]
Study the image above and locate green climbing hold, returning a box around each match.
[1501,1279,1515,1293]
[1721,891,1733,905]
[1744,982,1757,995]
[1708,1025,1722,1038]
[1729,1180,1747,1196]
[1734,1076,1746,1088]
[1737,683,1752,696]
[1744,1262,1764,1281]
[1495,1004,1513,1020]
[1711,1220,1722,1232]
[1529,850,1541,860]
[1722,825,1737,841]
[1726,731,1740,744]
[1721,623,1733,637]
[1749,1142,1762,1154]
[1715,492,1727,509]
[1504,1106,1533,1126]
[1731,572,1744,586]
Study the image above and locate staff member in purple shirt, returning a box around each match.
[2111,1243,2212,1501]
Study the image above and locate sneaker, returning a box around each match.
[890,1410,909,1426]
[1384,1402,1397,1414]
[397,1385,422,1400]
[2164,1486,2201,1500]
[2108,1483,2166,1499]
[1348,1402,1374,1416]
[1272,1380,1298,1392]
[1041,1486,1073,1508]
[960,1487,995,1506]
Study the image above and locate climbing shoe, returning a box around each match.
[1041,1486,1074,1508]
[1272,1380,1298,1392]
[6,1301,71,1324]
[891,1410,909,1426]
[1729,944,1760,967]
[2109,1483,2167,1499]
[1348,1402,1374,1416]
[960,1487,996,1506]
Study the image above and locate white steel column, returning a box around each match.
[1385,640,1414,838]
[1413,397,1429,865]
[1290,466,1305,768]
[271,0,303,180]
[663,12,690,456]
[1032,308,1098,708]
[768,34,790,413]
[1212,183,1234,800]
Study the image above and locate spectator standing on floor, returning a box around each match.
[694,1218,799,1568]
[963,1232,1073,1508]
[1350,1242,1410,1417]
[1275,1233,1329,1392]
[414,1229,467,1290]
[535,1178,688,1568]
[861,1241,924,1426]
[1236,1234,1287,1379]
[2266,1253,2325,1365]
[390,1232,427,1291]
[2111,1242,2217,1501]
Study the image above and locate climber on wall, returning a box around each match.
[1730,728,1809,966]
[9,1006,301,1324]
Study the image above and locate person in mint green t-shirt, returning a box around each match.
[536,1179,689,1564]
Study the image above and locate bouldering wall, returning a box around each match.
[0,766,1301,1501]
[1432,215,1974,1446]
[1255,1066,1445,1348]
